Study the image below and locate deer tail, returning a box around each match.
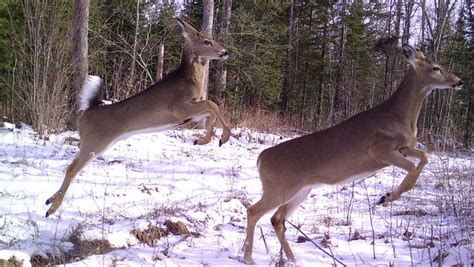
[78,75,103,112]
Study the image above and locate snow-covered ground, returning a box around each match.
[0,122,472,266]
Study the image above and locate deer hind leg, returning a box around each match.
[243,191,286,265]
[45,138,113,217]
[270,186,311,263]
[374,146,428,205]
[173,100,231,146]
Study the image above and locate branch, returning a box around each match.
[286,220,347,266]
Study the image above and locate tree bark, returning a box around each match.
[402,1,414,45]
[70,0,89,129]
[130,0,140,90]
[201,0,214,100]
[156,42,164,80]
[332,0,347,123]
[215,0,232,101]
[281,0,294,115]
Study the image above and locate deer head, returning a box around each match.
[402,44,463,91]
[176,18,229,61]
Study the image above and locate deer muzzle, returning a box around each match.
[219,50,229,60]
[453,79,464,90]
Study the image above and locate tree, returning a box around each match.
[0,2,23,117]
[201,0,214,100]
[70,0,90,129]
[449,2,473,148]
[5,1,73,135]
[215,0,232,101]
[280,0,295,115]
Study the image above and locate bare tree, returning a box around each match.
[130,0,140,85]
[201,0,214,100]
[215,0,232,101]
[156,42,165,80]
[71,0,90,129]
[11,1,72,135]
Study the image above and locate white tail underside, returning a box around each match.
[78,75,102,112]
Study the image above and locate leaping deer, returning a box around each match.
[243,44,464,264]
[45,18,231,217]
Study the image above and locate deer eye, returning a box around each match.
[203,40,213,47]
[432,66,440,72]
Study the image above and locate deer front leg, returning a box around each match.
[193,112,217,145]
[173,100,231,146]
[373,146,428,205]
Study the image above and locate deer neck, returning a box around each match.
[180,43,206,88]
[385,68,431,134]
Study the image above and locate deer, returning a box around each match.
[242,44,464,264]
[45,18,231,217]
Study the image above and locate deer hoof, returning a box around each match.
[45,199,51,205]
[235,256,254,265]
[45,211,50,218]
[219,135,230,146]
[243,257,254,265]
[193,140,198,145]
[376,193,391,206]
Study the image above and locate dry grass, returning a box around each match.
[67,225,114,261]
[131,223,168,247]
[0,256,24,267]
[30,224,115,266]
[225,107,308,137]
[131,220,197,247]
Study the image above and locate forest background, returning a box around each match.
[0,0,472,150]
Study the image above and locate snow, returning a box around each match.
[0,123,472,266]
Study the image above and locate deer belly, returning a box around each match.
[116,123,176,141]
[338,170,378,185]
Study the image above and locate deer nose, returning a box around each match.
[220,50,229,58]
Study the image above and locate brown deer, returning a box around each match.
[45,18,231,217]
[243,45,464,264]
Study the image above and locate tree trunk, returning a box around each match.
[402,1,414,45]
[383,0,401,98]
[156,42,164,81]
[317,8,328,128]
[332,0,347,123]
[129,0,140,93]
[70,0,89,129]
[201,0,214,100]
[281,0,294,115]
[215,0,232,101]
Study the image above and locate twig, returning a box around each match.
[345,181,355,225]
[259,226,269,253]
[362,180,376,259]
[278,246,284,266]
[286,220,346,266]
[428,225,433,267]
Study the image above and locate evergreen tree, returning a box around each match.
[450,3,473,148]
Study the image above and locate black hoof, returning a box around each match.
[45,211,50,218]
[45,199,50,205]
[219,140,223,147]
[376,193,390,205]
[193,140,198,145]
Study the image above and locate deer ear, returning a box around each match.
[402,44,425,66]
[402,44,418,65]
[175,18,198,39]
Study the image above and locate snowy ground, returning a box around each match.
[0,122,472,266]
